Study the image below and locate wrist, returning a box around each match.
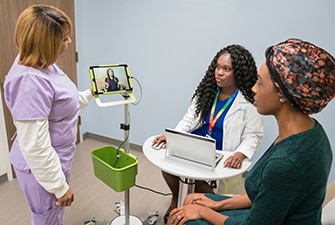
[234,152,245,161]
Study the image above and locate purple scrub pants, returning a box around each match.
[15,168,70,225]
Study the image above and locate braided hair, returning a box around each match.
[192,44,257,122]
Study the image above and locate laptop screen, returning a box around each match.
[165,128,223,169]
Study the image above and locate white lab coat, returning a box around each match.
[174,90,264,193]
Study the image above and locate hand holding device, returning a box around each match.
[152,141,166,150]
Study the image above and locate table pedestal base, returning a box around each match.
[110,215,142,225]
[178,178,195,207]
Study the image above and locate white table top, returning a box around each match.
[143,135,251,180]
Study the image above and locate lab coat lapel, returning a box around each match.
[225,90,245,119]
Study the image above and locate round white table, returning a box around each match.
[143,135,252,206]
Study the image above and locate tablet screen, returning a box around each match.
[89,64,133,95]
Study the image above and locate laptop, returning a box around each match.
[165,128,224,170]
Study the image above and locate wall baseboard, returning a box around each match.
[82,132,142,152]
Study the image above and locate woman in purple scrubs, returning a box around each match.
[4,5,93,225]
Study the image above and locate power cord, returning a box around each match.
[134,184,172,196]
[115,75,170,197]
[129,76,142,105]
[179,177,196,185]
[112,124,130,167]
[112,75,139,167]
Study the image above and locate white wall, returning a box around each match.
[75,0,335,182]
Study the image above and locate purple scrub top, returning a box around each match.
[4,56,80,174]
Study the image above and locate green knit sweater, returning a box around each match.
[188,120,333,225]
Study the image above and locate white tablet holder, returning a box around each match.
[94,92,136,108]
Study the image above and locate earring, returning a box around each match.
[279,98,285,103]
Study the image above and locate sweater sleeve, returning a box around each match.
[78,89,93,109]
[14,120,68,198]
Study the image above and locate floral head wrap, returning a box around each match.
[265,38,335,114]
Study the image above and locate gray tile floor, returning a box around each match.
[0,138,171,225]
[0,137,245,225]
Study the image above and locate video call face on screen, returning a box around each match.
[89,64,133,95]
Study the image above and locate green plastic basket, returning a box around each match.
[91,145,138,192]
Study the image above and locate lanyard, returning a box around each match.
[208,88,238,134]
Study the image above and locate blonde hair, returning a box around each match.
[15,4,72,69]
